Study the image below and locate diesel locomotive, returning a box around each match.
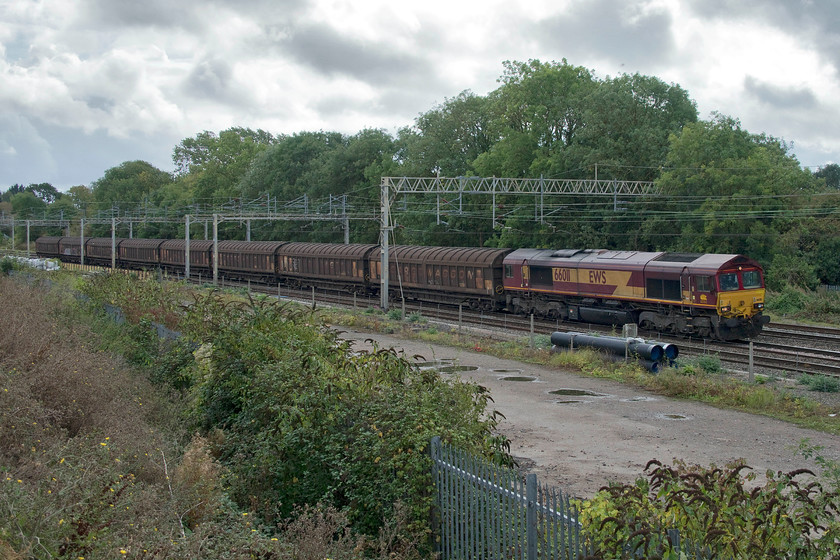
[35,236,769,340]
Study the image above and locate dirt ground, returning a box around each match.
[340,329,840,499]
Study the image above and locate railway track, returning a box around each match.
[48,263,840,381]
[303,288,840,381]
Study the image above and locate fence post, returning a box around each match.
[526,473,537,560]
[430,436,441,558]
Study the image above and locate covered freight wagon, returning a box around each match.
[374,246,513,310]
[215,240,286,283]
[276,242,379,292]
[159,239,214,278]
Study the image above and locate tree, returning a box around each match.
[648,113,820,261]
[9,191,47,219]
[398,91,495,176]
[173,127,278,204]
[25,182,60,204]
[90,161,173,216]
[66,185,93,212]
[815,163,840,189]
[1,184,25,202]
[566,73,697,181]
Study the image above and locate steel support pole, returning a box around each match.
[185,214,191,280]
[26,220,30,256]
[213,213,218,286]
[80,218,85,265]
[380,182,390,310]
[111,218,116,269]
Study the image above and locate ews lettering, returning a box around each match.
[588,270,607,284]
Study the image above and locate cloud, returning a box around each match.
[685,0,840,75]
[533,0,676,71]
[184,58,234,100]
[272,22,432,86]
[743,76,818,110]
[0,113,57,184]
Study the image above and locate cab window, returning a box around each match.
[695,275,712,292]
[742,270,762,289]
[719,273,739,291]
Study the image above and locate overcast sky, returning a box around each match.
[1,0,839,191]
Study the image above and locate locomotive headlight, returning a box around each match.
[754,302,764,310]
[721,305,731,313]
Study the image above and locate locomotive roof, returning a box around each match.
[504,248,763,273]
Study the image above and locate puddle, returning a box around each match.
[549,389,604,397]
[555,399,584,404]
[656,413,689,420]
[438,365,479,374]
[501,376,537,382]
[621,396,657,402]
[416,359,455,369]
[492,369,523,374]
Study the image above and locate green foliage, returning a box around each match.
[693,354,724,374]
[798,439,840,493]
[179,294,509,537]
[767,285,810,314]
[766,285,840,322]
[406,311,425,323]
[90,160,173,216]
[0,257,17,275]
[77,274,510,545]
[1,275,432,560]
[799,373,840,393]
[579,458,840,559]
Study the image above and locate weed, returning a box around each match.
[406,311,425,323]
[799,373,840,393]
[579,458,840,558]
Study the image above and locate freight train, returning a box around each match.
[35,236,770,341]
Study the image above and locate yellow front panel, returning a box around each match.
[718,288,765,317]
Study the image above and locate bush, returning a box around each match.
[0,257,17,275]
[77,274,512,548]
[799,373,840,393]
[579,458,840,559]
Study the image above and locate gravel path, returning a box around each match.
[341,329,840,499]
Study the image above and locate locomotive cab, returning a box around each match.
[716,266,766,319]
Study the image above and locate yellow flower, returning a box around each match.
[120,550,127,554]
